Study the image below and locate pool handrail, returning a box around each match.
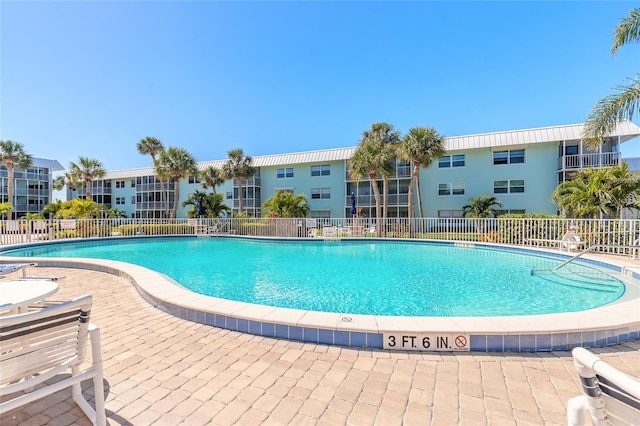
[567,347,640,425]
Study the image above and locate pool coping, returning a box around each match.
[1,236,639,352]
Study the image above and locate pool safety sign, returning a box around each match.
[383,333,470,351]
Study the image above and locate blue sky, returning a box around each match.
[1,1,639,173]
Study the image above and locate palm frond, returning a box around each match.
[582,76,640,150]
[612,8,640,54]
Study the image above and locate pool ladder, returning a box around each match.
[530,243,640,282]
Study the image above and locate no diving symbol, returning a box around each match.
[455,335,467,348]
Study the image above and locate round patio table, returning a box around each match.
[0,280,59,315]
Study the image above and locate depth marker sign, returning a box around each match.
[383,333,470,351]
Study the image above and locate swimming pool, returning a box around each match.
[2,236,638,352]
[0,237,627,315]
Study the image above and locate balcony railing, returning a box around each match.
[345,194,409,206]
[0,171,52,181]
[558,152,621,170]
[77,188,112,196]
[232,199,261,208]
[233,177,261,186]
[135,183,175,192]
[345,171,412,180]
[135,202,170,210]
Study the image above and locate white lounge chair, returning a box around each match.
[567,347,640,425]
[0,294,106,426]
[0,263,37,278]
[0,262,63,281]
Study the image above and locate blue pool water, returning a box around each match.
[1,237,626,316]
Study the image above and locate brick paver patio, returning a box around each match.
[1,267,639,425]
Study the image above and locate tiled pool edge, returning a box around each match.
[1,240,639,352]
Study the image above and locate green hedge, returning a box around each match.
[115,223,194,236]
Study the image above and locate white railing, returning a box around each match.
[0,217,638,256]
[559,152,621,169]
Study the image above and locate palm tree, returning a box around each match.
[137,136,169,215]
[262,190,310,218]
[0,202,13,219]
[55,198,102,219]
[68,157,106,199]
[362,123,401,221]
[42,200,64,218]
[552,168,612,218]
[583,7,640,150]
[462,195,503,218]
[53,171,82,193]
[398,126,446,221]
[552,165,639,218]
[349,135,395,237]
[106,207,127,218]
[183,191,231,218]
[157,147,197,218]
[200,166,225,196]
[221,149,256,215]
[0,140,33,217]
[606,163,640,217]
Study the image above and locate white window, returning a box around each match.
[115,197,126,205]
[493,149,525,165]
[311,165,330,176]
[438,210,464,218]
[188,175,201,184]
[438,182,465,196]
[115,180,125,188]
[277,168,294,178]
[438,155,465,168]
[311,188,331,199]
[494,179,525,194]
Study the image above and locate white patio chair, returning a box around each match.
[0,294,106,426]
[323,226,338,238]
[567,347,640,425]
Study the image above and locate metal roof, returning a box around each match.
[103,121,640,178]
[104,167,156,180]
[33,158,64,171]
[444,121,640,152]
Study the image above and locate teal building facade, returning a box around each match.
[83,122,640,219]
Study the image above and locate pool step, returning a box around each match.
[532,268,622,293]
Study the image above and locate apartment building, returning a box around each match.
[0,158,64,217]
[84,122,640,219]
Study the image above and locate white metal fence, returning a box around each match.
[1,218,639,256]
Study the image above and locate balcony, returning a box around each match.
[135,202,169,210]
[0,171,51,181]
[345,170,412,180]
[558,152,621,170]
[345,194,409,206]
[233,177,261,186]
[136,183,175,192]
[232,199,261,208]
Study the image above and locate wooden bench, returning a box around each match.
[0,295,106,425]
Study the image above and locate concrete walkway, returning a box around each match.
[1,267,639,426]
